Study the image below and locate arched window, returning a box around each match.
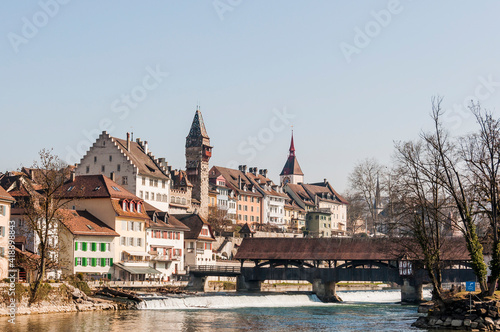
[171,196,175,203]
[182,198,186,205]
[176,197,181,204]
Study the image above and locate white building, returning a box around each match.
[0,187,14,280]
[76,131,172,212]
[146,208,190,280]
[172,214,215,267]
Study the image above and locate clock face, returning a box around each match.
[283,176,290,185]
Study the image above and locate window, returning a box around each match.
[0,206,4,216]
[256,217,259,222]
[136,222,141,231]
[244,196,248,202]
[121,237,126,246]
[122,176,128,185]
[139,191,143,199]
[251,206,253,212]
[75,257,82,266]
[137,238,142,247]
[128,221,133,231]
[91,242,97,252]
[86,166,90,174]
[244,206,247,211]
[109,155,112,162]
[251,197,254,203]
[151,193,155,200]
[129,201,134,212]
[149,178,153,186]
[128,237,134,246]
[171,196,175,203]
[142,177,146,185]
[122,201,127,211]
[251,216,254,222]
[238,215,242,220]
[244,215,248,221]
[101,165,105,172]
[94,156,97,164]
[145,192,149,200]
[100,243,107,252]
[154,179,158,187]
[137,203,142,213]
[81,242,87,251]
[117,164,121,171]
[162,180,166,188]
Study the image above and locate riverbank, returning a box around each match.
[413,291,500,331]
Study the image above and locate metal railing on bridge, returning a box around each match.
[190,265,241,274]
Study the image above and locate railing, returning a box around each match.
[190,265,241,274]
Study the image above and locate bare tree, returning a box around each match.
[207,206,232,236]
[343,191,368,235]
[423,97,488,293]
[20,149,72,304]
[460,102,500,295]
[347,158,385,235]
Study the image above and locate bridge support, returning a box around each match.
[236,275,261,292]
[312,279,342,303]
[186,275,207,292]
[401,279,423,304]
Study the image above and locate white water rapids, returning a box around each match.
[136,289,432,310]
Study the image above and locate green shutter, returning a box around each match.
[101,258,106,267]
[75,258,78,266]
[91,242,97,252]
[92,258,97,267]
[107,273,111,280]
[75,242,78,251]
[82,242,87,252]
[100,243,106,252]
[83,257,87,267]
[110,258,113,267]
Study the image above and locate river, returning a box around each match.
[1,290,442,331]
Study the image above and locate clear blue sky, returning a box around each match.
[2,1,500,193]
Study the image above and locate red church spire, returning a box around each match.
[289,131,296,156]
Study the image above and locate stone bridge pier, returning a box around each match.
[236,275,261,292]
[400,278,423,303]
[312,279,341,303]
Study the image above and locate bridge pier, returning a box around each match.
[236,275,261,292]
[312,279,342,303]
[401,279,423,304]
[186,275,207,292]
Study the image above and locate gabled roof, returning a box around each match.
[172,213,215,241]
[171,169,193,188]
[144,202,190,231]
[239,223,254,234]
[59,210,119,236]
[245,172,288,198]
[112,136,169,180]
[306,181,348,204]
[209,166,262,197]
[0,186,14,202]
[58,175,139,200]
[286,183,315,206]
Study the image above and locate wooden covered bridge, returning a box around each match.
[186,237,475,303]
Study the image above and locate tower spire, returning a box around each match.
[289,129,296,156]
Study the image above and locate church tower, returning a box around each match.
[186,108,212,219]
[280,132,304,186]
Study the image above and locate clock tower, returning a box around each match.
[186,108,212,219]
[280,132,304,186]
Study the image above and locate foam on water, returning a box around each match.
[137,289,432,310]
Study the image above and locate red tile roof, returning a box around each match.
[172,213,215,241]
[58,175,140,200]
[0,186,14,202]
[59,210,119,236]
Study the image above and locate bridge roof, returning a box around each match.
[234,237,471,261]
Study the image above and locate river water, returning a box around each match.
[1,290,441,332]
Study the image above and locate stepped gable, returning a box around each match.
[172,213,215,241]
[59,210,119,236]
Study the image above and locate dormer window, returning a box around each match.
[122,200,128,211]
[137,203,142,213]
[130,201,135,212]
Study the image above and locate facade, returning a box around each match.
[59,174,160,281]
[209,166,263,228]
[172,214,215,267]
[169,170,194,214]
[305,211,332,238]
[75,132,172,212]
[58,210,119,279]
[285,197,306,231]
[246,168,287,228]
[145,207,190,280]
[0,187,14,279]
[209,175,237,223]
[185,109,212,220]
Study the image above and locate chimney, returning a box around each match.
[110,172,115,182]
[240,165,247,173]
[324,178,328,185]
[144,141,149,154]
[250,167,257,175]
[262,169,268,178]
[71,171,76,182]
[259,169,263,175]
[126,132,131,151]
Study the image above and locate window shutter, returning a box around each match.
[83,257,87,267]
[110,258,113,266]
[101,258,105,267]
[82,242,87,251]
[75,242,78,251]
[100,243,106,252]
[1,226,4,237]
[92,242,97,252]
[75,258,78,266]
[92,258,97,267]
